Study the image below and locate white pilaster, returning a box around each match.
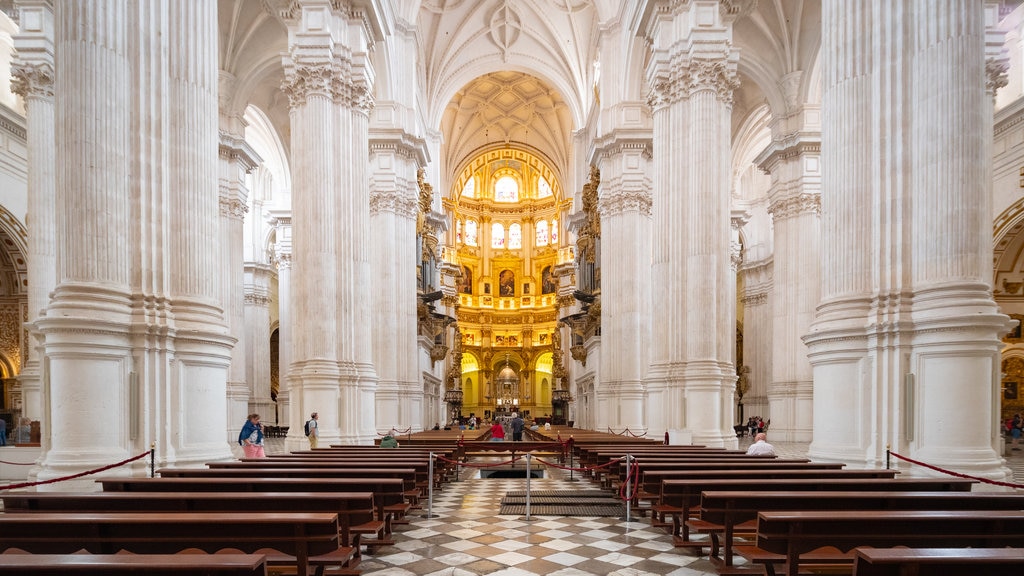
[244,263,274,423]
[758,133,821,442]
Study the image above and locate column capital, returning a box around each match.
[986,56,1009,97]
[10,61,54,100]
[219,197,249,221]
[281,60,336,108]
[768,193,820,222]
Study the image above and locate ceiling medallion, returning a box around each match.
[490,1,523,62]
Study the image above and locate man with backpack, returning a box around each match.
[304,412,319,448]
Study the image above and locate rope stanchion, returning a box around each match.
[888,450,1024,490]
[524,453,533,521]
[423,451,439,518]
[0,450,152,492]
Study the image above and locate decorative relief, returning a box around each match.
[576,166,601,264]
[489,1,523,59]
[599,189,652,218]
[281,62,335,108]
[275,252,292,270]
[741,292,768,306]
[10,61,54,100]
[768,193,820,221]
[416,168,435,236]
[719,0,758,21]
[218,197,249,220]
[0,302,22,372]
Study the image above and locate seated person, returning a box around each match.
[745,432,776,457]
[380,434,400,448]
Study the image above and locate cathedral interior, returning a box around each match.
[0,0,1023,484]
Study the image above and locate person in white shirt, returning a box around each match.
[746,432,776,457]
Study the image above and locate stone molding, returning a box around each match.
[244,292,270,307]
[986,56,1009,96]
[754,133,821,174]
[768,193,821,221]
[218,132,262,173]
[0,106,27,143]
[10,61,54,101]
[741,292,768,306]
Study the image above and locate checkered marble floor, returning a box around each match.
[351,459,731,576]
[253,436,1024,576]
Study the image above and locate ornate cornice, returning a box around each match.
[10,61,54,100]
[768,193,820,221]
[244,293,271,307]
[754,133,821,174]
[741,292,768,307]
[0,105,27,142]
[219,132,262,173]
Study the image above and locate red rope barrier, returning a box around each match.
[0,459,36,466]
[0,450,151,492]
[435,453,520,468]
[533,455,623,473]
[377,427,412,436]
[888,450,1024,490]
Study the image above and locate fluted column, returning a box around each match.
[595,144,652,433]
[11,0,55,427]
[244,264,274,423]
[808,1,1011,478]
[759,136,820,442]
[368,146,421,433]
[270,216,292,430]
[282,54,342,447]
[35,0,135,485]
[906,0,1010,477]
[645,0,740,447]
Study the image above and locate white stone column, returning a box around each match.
[808,1,1011,478]
[218,135,258,435]
[271,217,293,431]
[645,1,741,447]
[11,0,55,426]
[595,144,652,433]
[244,263,274,423]
[758,135,820,442]
[369,138,424,433]
[906,0,1010,478]
[36,0,135,485]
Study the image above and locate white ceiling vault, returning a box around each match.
[214,0,823,203]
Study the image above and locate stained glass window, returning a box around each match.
[538,177,552,198]
[465,219,478,246]
[495,176,518,202]
[509,223,522,249]
[551,219,558,244]
[491,222,505,248]
[536,220,549,246]
[456,219,462,244]
[462,177,475,198]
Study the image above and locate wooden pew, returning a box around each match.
[749,510,1024,576]
[0,554,269,575]
[213,459,442,491]
[0,512,352,576]
[660,477,975,545]
[852,548,1024,575]
[100,477,407,535]
[2,491,382,557]
[699,490,1024,566]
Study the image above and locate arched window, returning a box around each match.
[538,177,552,198]
[491,222,505,248]
[495,176,518,202]
[550,219,558,245]
[509,223,522,249]
[465,219,478,246]
[535,220,549,246]
[456,219,462,244]
[462,177,475,198]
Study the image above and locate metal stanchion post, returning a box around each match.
[424,452,438,518]
[524,453,532,521]
[150,443,155,478]
[567,436,578,482]
[620,453,633,521]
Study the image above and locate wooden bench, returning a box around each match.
[746,510,1024,576]
[215,459,441,492]
[852,547,1024,575]
[2,490,383,558]
[100,476,408,535]
[0,512,353,576]
[699,490,1024,567]
[0,554,269,575]
[660,477,975,546]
